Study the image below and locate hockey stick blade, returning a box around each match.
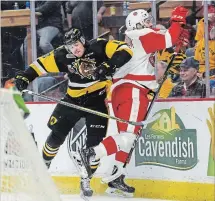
[22,90,157,126]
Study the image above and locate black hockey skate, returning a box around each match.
[44,160,51,169]
[80,177,93,197]
[106,174,135,197]
[78,147,96,178]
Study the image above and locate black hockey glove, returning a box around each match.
[14,74,30,91]
[93,62,114,81]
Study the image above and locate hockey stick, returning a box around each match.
[22,89,161,126]
[124,52,178,165]
[102,52,179,184]
[40,79,68,95]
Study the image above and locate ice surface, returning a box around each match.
[60,194,172,201]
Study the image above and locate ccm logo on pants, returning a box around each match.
[90,125,105,128]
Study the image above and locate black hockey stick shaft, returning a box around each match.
[123,52,178,168]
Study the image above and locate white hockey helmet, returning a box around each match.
[126,9,153,31]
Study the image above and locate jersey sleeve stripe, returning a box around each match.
[29,63,43,76]
[67,81,110,97]
[31,61,47,75]
[68,80,99,88]
[117,44,133,56]
[38,51,60,73]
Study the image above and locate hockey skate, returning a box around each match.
[80,177,93,200]
[78,147,96,178]
[105,168,135,198]
[44,159,51,169]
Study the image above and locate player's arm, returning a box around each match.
[14,47,69,91]
[93,39,133,79]
[105,40,133,68]
[139,7,190,54]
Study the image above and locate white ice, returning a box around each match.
[61,194,172,201]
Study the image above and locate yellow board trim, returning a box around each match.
[52,176,215,201]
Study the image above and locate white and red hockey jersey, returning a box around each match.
[112,22,183,90]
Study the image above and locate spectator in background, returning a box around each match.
[66,1,106,40]
[195,4,215,42]
[169,57,206,98]
[156,61,175,99]
[157,47,187,82]
[185,3,215,58]
[195,26,215,78]
[21,1,62,65]
[156,24,188,83]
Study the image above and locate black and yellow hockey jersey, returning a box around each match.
[157,47,186,77]
[23,39,132,98]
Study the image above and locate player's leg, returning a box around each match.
[43,96,82,168]
[105,84,149,196]
[80,93,109,197]
[87,84,149,159]
[79,84,150,195]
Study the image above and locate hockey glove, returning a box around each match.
[93,62,114,81]
[171,6,189,25]
[175,28,190,52]
[14,74,30,91]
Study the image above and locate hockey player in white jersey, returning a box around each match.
[79,6,190,197]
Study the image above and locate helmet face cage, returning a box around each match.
[143,15,154,28]
[126,9,154,31]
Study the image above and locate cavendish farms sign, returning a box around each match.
[135,107,198,170]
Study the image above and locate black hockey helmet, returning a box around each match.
[64,28,85,45]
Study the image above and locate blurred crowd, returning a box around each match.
[156,2,215,98]
[1,1,215,101]
[1,0,107,100]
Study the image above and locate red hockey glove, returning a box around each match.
[175,28,190,52]
[171,6,189,25]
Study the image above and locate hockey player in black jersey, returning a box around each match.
[14,28,133,198]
